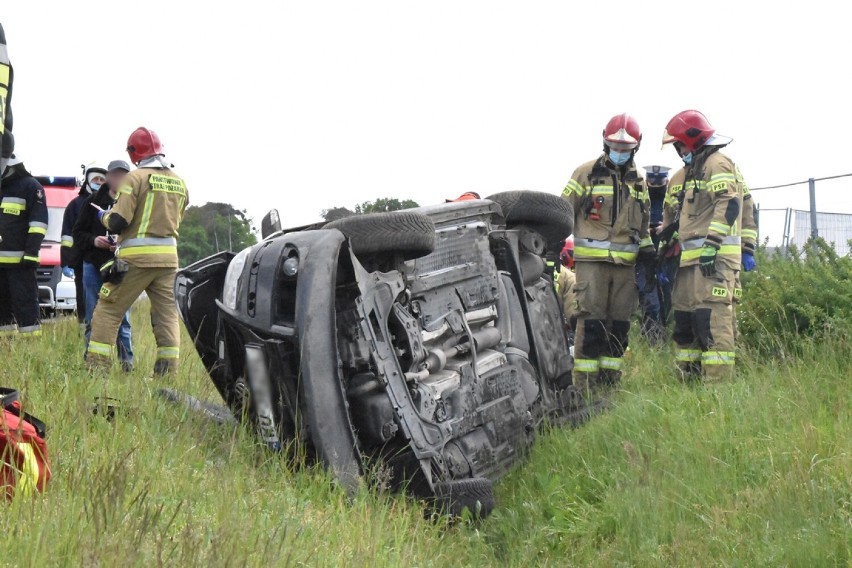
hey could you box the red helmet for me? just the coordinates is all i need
[560,236,574,269]
[662,110,715,152]
[603,113,642,150]
[126,127,164,164]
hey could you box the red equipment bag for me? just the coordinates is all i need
[1,388,50,499]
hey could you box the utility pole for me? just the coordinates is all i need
[808,177,818,239]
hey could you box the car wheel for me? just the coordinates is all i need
[325,211,436,261]
[431,477,496,520]
[486,190,574,245]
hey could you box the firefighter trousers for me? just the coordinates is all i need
[87,265,180,374]
[671,264,737,381]
[0,266,41,336]
[572,261,638,393]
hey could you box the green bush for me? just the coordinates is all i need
[739,238,852,355]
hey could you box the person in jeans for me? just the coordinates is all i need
[73,159,134,370]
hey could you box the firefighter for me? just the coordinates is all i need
[73,159,134,370]
[556,236,576,329]
[662,109,752,381]
[62,163,107,325]
[635,165,671,344]
[0,23,13,180]
[561,114,652,394]
[0,154,48,337]
[87,127,189,375]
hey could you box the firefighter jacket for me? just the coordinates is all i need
[561,154,651,266]
[102,166,188,268]
[668,148,746,271]
[0,171,47,265]
[73,184,117,269]
[740,176,758,254]
[0,23,14,167]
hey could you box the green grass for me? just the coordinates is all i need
[1,306,849,567]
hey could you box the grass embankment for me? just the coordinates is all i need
[1,304,848,567]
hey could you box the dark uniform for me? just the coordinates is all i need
[61,182,94,324]
[635,165,671,343]
[0,162,48,336]
[0,23,14,178]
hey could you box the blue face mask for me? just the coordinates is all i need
[681,152,694,165]
[89,183,102,192]
[608,149,631,166]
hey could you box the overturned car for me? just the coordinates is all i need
[176,191,580,517]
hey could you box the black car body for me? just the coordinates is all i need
[176,191,578,517]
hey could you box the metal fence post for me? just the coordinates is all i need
[809,177,818,239]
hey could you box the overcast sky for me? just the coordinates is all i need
[4,1,851,246]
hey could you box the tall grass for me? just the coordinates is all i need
[0,300,848,567]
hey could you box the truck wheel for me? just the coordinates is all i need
[325,211,436,261]
[431,477,496,520]
[486,190,574,245]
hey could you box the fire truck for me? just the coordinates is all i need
[34,175,79,316]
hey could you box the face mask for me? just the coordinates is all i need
[608,149,631,166]
[89,183,102,192]
[681,152,694,165]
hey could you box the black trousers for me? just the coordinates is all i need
[73,261,86,323]
[0,265,40,332]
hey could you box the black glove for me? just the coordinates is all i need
[699,246,718,277]
[638,245,656,262]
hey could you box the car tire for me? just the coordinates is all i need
[325,211,436,260]
[432,477,496,520]
[486,190,574,245]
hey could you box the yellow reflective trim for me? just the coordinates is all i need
[137,192,155,238]
[22,256,39,263]
[28,226,47,236]
[148,174,188,196]
[599,356,623,370]
[741,229,758,240]
[18,329,42,337]
[1,202,25,212]
[574,247,610,258]
[87,341,113,356]
[562,179,583,197]
[591,186,614,196]
[157,347,180,359]
[675,349,702,362]
[611,251,638,262]
[0,64,9,86]
[0,257,21,264]
[709,221,732,235]
[702,351,736,365]
[681,244,740,262]
[119,245,177,256]
[574,358,600,372]
[639,237,653,248]
[118,184,133,195]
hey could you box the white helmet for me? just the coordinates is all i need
[82,162,108,192]
[7,153,23,167]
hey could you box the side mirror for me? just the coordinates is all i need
[261,209,282,239]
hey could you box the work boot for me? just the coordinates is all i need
[86,353,112,374]
[676,362,701,383]
[120,360,134,373]
[153,358,177,377]
[599,369,622,387]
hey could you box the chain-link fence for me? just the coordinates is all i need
[753,174,852,257]
[760,207,852,256]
